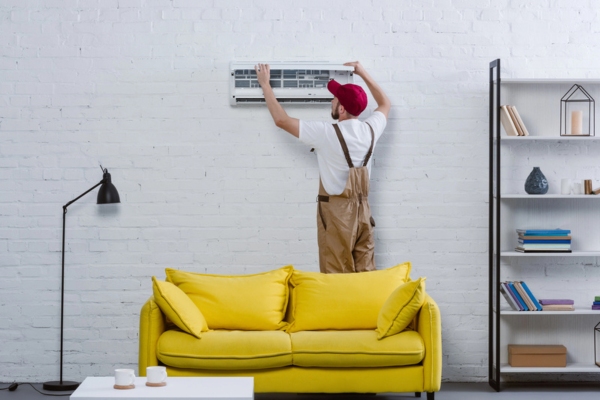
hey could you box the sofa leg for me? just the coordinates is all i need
[426,392,435,400]
[415,392,421,397]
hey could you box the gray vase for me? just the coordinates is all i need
[524,167,548,194]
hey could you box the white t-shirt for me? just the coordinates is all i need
[299,111,387,196]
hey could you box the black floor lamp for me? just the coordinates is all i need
[43,166,120,392]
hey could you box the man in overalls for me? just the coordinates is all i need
[255,61,391,273]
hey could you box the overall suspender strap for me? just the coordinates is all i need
[332,124,354,168]
[362,122,375,166]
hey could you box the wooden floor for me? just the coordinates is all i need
[1,382,599,399]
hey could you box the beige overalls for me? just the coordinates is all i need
[316,123,376,274]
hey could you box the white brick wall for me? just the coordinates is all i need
[1,0,600,384]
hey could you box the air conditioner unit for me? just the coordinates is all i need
[230,61,354,105]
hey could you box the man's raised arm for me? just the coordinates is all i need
[344,61,391,119]
[255,63,300,138]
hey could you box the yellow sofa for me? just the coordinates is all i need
[139,264,442,399]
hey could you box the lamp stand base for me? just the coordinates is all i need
[43,380,80,391]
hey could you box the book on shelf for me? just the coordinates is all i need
[518,235,571,240]
[509,106,529,136]
[519,281,543,311]
[507,106,524,136]
[542,304,575,311]
[516,243,571,248]
[501,281,544,312]
[518,239,571,244]
[592,305,600,310]
[507,281,529,311]
[500,105,530,137]
[514,282,538,311]
[500,283,520,311]
[596,296,600,302]
[515,248,572,253]
[516,229,571,236]
[539,299,574,305]
[500,105,520,136]
[502,282,524,311]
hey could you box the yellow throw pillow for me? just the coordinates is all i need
[165,266,293,331]
[376,277,426,340]
[152,276,208,339]
[287,262,412,332]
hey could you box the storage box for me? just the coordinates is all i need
[508,345,567,367]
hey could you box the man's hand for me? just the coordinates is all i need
[255,63,271,88]
[254,62,299,138]
[344,61,366,78]
[344,60,390,118]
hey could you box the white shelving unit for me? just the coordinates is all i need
[488,60,600,391]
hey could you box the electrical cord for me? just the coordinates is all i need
[0,383,73,396]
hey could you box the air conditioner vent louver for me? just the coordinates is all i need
[230,62,354,105]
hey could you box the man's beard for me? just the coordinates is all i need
[331,108,339,120]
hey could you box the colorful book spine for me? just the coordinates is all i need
[503,282,524,311]
[518,240,571,244]
[507,282,529,311]
[519,281,543,311]
[500,284,520,311]
[539,299,574,305]
[516,229,571,236]
[514,282,537,311]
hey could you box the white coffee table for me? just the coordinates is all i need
[70,377,254,400]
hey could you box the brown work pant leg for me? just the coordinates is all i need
[317,200,376,273]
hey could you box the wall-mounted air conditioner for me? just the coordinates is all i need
[230,61,354,105]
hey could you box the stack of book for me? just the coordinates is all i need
[538,299,575,311]
[592,296,600,310]
[515,229,572,253]
[500,105,530,136]
[500,281,542,311]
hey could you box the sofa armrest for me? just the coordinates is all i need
[139,296,165,376]
[416,294,442,392]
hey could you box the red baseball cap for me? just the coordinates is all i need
[327,80,368,116]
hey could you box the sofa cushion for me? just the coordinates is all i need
[152,277,208,339]
[287,262,412,332]
[290,330,424,367]
[157,330,293,370]
[377,277,426,340]
[165,265,293,331]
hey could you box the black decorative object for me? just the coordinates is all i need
[524,167,548,195]
[560,84,595,136]
[43,166,120,392]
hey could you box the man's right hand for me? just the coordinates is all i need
[255,63,271,88]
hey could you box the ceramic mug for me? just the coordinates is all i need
[146,366,167,385]
[115,369,135,387]
[561,179,572,195]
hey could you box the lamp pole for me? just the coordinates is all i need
[43,167,120,392]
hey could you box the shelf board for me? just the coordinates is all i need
[500,308,600,315]
[499,136,600,141]
[497,79,600,84]
[500,194,599,199]
[500,363,600,373]
[500,251,600,257]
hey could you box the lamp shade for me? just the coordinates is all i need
[97,169,120,204]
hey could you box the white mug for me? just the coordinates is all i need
[115,369,135,386]
[146,366,167,384]
[561,179,572,195]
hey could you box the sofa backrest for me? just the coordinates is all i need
[285,262,412,331]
